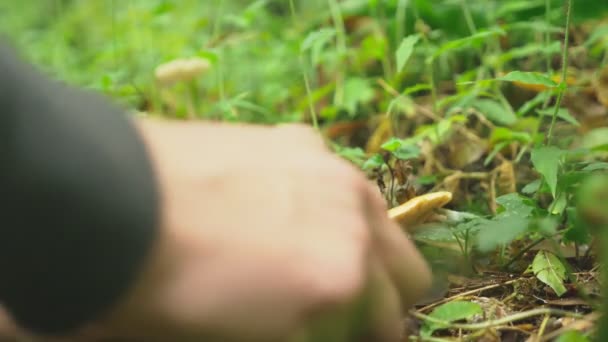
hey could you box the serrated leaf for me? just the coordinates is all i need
[471,98,517,125]
[476,214,529,252]
[421,301,482,337]
[396,35,420,72]
[499,71,558,88]
[532,250,567,296]
[537,108,580,126]
[531,146,564,198]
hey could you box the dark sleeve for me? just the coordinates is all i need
[0,43,160,335]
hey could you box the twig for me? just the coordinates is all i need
[417,278,521,313]
[410,307,583,331]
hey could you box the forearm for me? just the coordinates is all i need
[0,42,160,335]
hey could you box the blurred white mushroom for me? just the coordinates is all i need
[154,57,211,86]
[153,57,212,118]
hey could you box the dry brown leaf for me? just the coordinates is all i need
[365,116,393,153]
[594,64,608,107]
[495,160,517,195]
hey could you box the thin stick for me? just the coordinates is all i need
[416,278,521,313]
[411,307,583,331]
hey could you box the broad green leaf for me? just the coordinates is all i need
[496,193,536,216]
[531,146,564,198]
[490,127,532,144]
[471,98,517,126]
[396,35,420,72]
[421,301,482,337]
[380,137,402,152]
[476,214,529,252]
[342,78,375,115]
[392,144,421,160]
[362,154,384,170]
[563,207,592,245]
[531,217,558,236]
[537,108,580,126]
[532,250,567,296]
[498,71,558,88]
[335,146,367,166]
[555,330,590,342]
[522,179,542,195]
[550,192,568,215]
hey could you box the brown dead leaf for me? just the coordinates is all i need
[495,160,517,195]
[594,64,608,108]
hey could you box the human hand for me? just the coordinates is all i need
[0,119,432,341]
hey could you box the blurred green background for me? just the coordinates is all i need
[1,0,607,123]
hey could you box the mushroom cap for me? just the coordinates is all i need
[155,57,211,85]
[388,191,452,228]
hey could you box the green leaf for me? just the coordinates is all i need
[582,162,608,172]
[550,192,568,215]
[531,146,564,198]
[490,127,532,144]
[380,137,402,152]
[342,77,375,115]
[532,250,568,297]
[563,207,592,245]
[496,193,536,216]
[362,154,384,170]
[421,301,482,337]
[537,108,580,126]
[396,35,420,72]
[476,214,529,252]
[581,128,608,149]
[522,179,542,195]
[555,330,590,342]
[300,28,336,65]
[498,71,558,88]
[517,91,551,116]
[335,146,367,166]
[430,28,506,60]
[393,144,421,160]
[471,98,517,126]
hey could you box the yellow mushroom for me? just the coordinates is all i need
[388,191,452,230]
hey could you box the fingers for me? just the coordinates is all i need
[359,255,403,342]
[363,183,432,310]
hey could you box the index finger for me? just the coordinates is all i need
[363,184,432,309]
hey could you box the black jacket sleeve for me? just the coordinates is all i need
[0,43,160,335]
